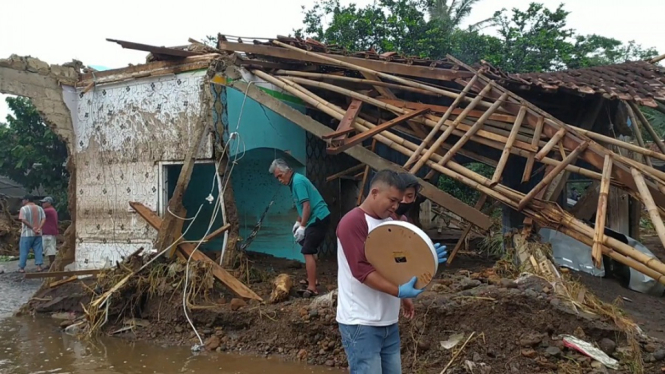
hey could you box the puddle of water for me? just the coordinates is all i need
[0,261,335,374]
[0,317,335,374]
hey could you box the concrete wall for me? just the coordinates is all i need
[74,70,214,269]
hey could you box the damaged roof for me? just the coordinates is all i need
[482,61,665,107]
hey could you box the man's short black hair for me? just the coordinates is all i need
[22,195,33,202]
[369,169,406,191]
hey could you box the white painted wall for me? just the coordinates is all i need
[72,70,213,269]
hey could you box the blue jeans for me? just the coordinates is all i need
[339,323,401,374]
[19,236,43,269]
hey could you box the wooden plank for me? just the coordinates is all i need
[331,99,363,143]
[328,108,429,155]
[326,164,366,182]
[535,128,566,161]
[379,98,516,124]
[218,40,473,81]
[107,38,202,58]
[518,141,589,211]
[129,202,262,301]
[322,128,355,139]
[49,275,78,288]
[78,55,217,84]
[203,223,231,243]
[491,106,526,186]
[25,269,102,279]
[447,194,487,265]
[229,81,492,230]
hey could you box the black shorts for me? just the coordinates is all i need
[299,215,330,255]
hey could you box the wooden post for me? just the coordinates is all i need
[522,116,544,183]
[629,101,665,154]
[157,85,211,257]
[331,99,363,145]
[518,141,589,211]
[592,155,612,268]
[403,75,479,169]
[632,168,665,250]
[491,106,526,186]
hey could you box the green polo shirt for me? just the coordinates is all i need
[290,173,330,227]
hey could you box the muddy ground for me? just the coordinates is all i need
[22,239,665,374]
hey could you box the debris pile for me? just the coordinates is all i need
[23,251,665,373]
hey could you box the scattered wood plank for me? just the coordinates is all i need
[25,269,102,279]
[203,223,232,243]
[129,202,262,301]
[49,275,78,288]
[329,99,363,144]
[631,168,665,251]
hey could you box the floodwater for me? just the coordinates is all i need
[0,261,334,374]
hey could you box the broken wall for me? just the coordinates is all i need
[74,70,214,269]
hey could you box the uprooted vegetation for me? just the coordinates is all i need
[21,244,665,374]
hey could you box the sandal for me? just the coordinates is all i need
[35,266,44,272]
[18,269,25,273]
[299,279,320,286]
[301,289,319,299]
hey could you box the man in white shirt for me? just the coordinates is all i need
[336,170,448,373]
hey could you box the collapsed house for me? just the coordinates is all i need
[1,35,665,301]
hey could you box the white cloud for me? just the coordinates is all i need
[1,0,663,122]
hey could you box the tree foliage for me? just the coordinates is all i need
[0,97,69,215]
[296,0,659,73]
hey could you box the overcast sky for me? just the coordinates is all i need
[1,0,664,122]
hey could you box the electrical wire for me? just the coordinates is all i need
[181,81,251,351]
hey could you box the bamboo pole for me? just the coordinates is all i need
[629,101,665,154]
[253,70,665,277]
[535,127,566,161]
[625,102,653,167]
[274,70,439,97]
[272,40,494,109]
[403,74,479,169]
[632,168,665,249]
[522,117,544,183]
[409,84,493,174]
[592,156,612,268]
[518,141,589,211]
[418,92,509,175]
[492,106,526,186]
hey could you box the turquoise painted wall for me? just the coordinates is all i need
[225,87,307,165]
[223,86,309,261]
[167,163,225,251]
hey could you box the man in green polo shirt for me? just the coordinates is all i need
[269,158,330,298]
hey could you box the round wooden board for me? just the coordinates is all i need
[365,220,437,289]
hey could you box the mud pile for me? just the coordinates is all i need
[26,253,665,374]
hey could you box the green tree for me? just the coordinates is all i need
[0,96,69,215]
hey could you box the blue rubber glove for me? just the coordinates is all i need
[435,243,448,264]
[397,276,424,299]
